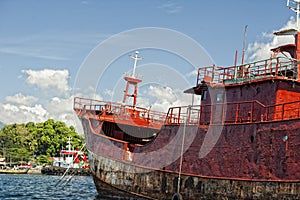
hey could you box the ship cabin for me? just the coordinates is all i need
[166,29,300,126]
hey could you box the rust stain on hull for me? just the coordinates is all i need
[80,116,300,199]
[73,7,300,198]
[90,151,300,200]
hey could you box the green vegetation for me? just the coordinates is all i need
[0,119,85,164]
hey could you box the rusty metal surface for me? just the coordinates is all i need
[74,28,300,199]
[80,115,300,199]
[90,149,300,200]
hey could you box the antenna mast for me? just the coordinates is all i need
[130,51,143,78]
[123,51,143,107]
[241,25,248,65]
[287,0,300,29]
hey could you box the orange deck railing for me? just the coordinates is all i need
[74,97,166,126]
[165,100,300,125]
[197,57,298,85]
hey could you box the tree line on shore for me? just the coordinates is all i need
[0,119,85,164]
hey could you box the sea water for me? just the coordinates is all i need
[0,174,98,200]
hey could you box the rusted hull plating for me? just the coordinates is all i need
[81,116,300,199]
[89,151,300,200]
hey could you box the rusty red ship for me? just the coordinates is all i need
[74,2,300,199]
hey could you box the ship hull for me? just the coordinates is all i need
[89,150,300,200]
[81,115,300,199]
[0,168,29,174]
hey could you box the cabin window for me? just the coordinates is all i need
[202,90,207,100]
[216,93,223,102]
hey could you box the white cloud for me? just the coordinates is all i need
[0,68,83,131]
[45,96,83,133]
[0,67,92,133]
[19,104,48,118]
[5,93,38,106]
[46,97,73,114]
[0,95,83,133]
[159,1,182,14]
[103,89,114,98]
[138,85,200,113]
[246,17,296,62]
[22,69,70,95]
[149,86,177,103]
[0,103,49,125]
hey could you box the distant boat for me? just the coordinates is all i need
[0,157,31,174]
[0,167,30,174]
[41,137,90,176]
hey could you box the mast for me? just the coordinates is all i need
[286,0,300,80]
[130,51,143,78]
[123,51,143,107]
[241,25,248,65]
[287,0,300,29]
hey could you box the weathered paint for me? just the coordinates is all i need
[80,115,300,199]
[73,28,300,199]
[89,149,300,200]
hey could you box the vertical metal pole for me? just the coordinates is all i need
[287,0,300,29]
[241,25,248,65]
[234,50,238,80]
[235,103,240,123]
[297,1,300,29]
[123,82,130,104]
[132,53,138,78]
[133,83,138,107]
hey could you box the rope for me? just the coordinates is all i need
[55,143,86,188]
[177,106,190,194]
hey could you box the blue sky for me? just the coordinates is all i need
[0,0,296,131]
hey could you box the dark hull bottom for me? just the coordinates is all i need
[93,176,148,200]
[90,152,300,200]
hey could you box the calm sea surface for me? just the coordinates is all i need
[0,174,99,200]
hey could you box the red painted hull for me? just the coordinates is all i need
[79,114,300,199]
[74,24,300,199]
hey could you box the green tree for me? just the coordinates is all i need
[0,119,85,164]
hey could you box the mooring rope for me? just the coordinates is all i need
[55,143,86,188]
[177,106,190,194]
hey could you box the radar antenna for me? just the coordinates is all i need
[287,0,300,29]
